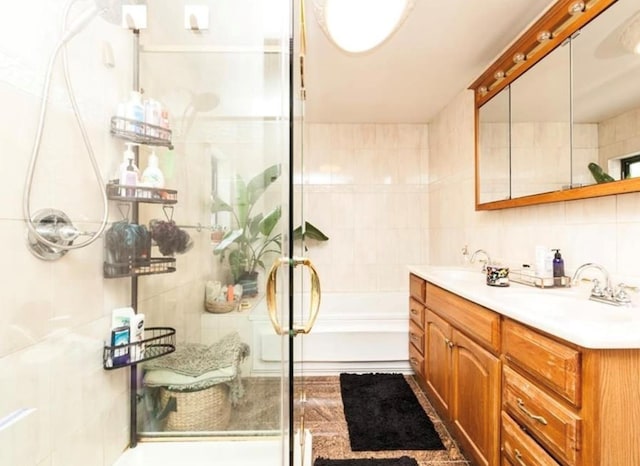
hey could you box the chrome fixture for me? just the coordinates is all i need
[470,249,492,272]
[571,263,634,306]
[22,0,130,260]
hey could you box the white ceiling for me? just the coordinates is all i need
[303,0,555,123]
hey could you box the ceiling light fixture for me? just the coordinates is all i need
[313,0,415,53]
[620,11,640,55]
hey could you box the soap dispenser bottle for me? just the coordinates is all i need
[552,248,565,285]
[141,150,165,188]
[119,143,139,196]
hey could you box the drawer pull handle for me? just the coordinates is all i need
[444,338,454,349]
[517,398,548,425]
[514,448,527,466]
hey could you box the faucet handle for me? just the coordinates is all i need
[589,278,605,297]
[614,283,637,304]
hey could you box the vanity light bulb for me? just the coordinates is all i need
[494,70,505,80]
[568,1,586,15]
[513,52,526,64]
[478,86,488,96]
[537,30,552,43]
[635,42,640,55]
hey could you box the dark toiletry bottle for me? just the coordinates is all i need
[552,249,565,285]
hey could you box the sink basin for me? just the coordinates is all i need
[427,267,484,282]
[502,290,635,322]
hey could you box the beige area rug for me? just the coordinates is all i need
[299,375,471,466]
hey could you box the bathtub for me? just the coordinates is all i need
[248,292,411,375]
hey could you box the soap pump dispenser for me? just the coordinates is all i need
[552,249,565,285]
[119,143,139,196]
[141,150,165,188]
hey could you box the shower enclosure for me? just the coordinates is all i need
[129,0,309,463]
[4,0,314,465]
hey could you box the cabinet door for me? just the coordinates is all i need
[451,329,501,466]
[424,309,452,415]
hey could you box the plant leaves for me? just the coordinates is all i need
[260,206,282,237]
[247,164,281,205]
[213,228,243,254]
[210,195,233,214]
[234,174,250,227]
[293,221,329,241]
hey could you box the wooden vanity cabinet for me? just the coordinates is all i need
[424,283,501,466]
[409,274,640,466]
[503,318,640,466]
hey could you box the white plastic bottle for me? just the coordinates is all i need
[125,90,144,134]
[141,150,165,188]
[129,313,145,361]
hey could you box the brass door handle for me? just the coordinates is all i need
[516,398,548,425]
[266,257,321,336]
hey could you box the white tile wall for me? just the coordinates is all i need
[299,123,430,292]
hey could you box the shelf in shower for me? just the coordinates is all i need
[110,116,173,149]
[106,182,177,204]
[103,326,176,370]
[104,257,177,279]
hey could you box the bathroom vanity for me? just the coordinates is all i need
[408,266,640,466]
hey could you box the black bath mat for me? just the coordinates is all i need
[339,373,445,451]
[314,457,418,466]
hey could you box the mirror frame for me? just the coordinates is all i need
[469,0,635,210]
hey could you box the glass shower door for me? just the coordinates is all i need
[132,1,297,463]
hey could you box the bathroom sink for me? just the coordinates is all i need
[427,267,484,283]
[502,290,635,322]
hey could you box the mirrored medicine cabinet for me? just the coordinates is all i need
[471,0,640,210]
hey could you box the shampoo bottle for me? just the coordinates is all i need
[129,313,145,361]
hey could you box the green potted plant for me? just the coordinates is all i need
[211,164,282,296]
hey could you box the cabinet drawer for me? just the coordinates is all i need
[409,298,425,329]
[503,366,581,465]
[409,320,424,355]
[503,319,581,406]
[502,411,561,466]
[410,274,426,303]
[426,283,501,353]
[409,344,425,381]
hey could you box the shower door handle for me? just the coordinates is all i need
[266,257,321,336]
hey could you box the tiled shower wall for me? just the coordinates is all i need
[428,89,640,283]
[0,2,134,465]
[298,123,430,292]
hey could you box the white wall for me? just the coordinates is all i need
[0,1,135,465]
[428,89,640,286]
[298,123,430,292]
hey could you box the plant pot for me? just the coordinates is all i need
[237,271,259,297]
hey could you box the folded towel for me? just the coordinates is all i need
[144,331,250,377]
[143,332,250,404]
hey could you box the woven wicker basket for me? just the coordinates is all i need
[160,383,231,431]
[205,299,238,313]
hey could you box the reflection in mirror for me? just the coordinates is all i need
[510,42,571,198]
[478,87,510,204]
[572,0,640,186]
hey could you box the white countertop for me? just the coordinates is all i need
[409,265,640,349]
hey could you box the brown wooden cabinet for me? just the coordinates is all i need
[409,273,640,465]
[423,282,501,466]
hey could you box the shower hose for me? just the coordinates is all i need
[22,0,111,253]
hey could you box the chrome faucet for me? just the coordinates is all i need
[571,262,633,306]
[470,249,492,272]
